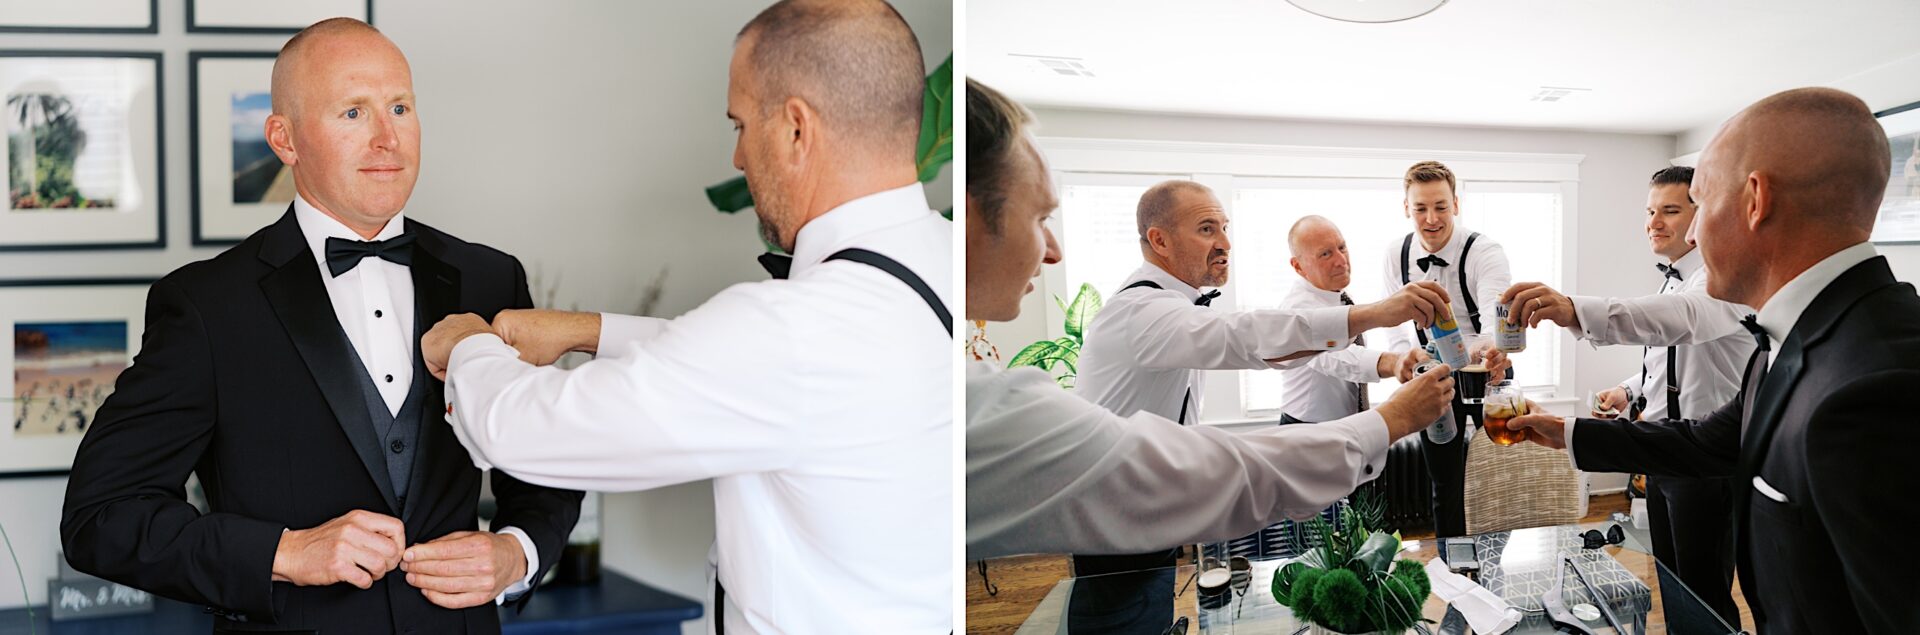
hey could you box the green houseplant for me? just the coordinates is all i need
[1271,491,1433,634]
[1006,283,1101,389]
[704,54,953,241]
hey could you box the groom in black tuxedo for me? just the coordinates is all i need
[1507,87,1920,634]
[60,18,581,634]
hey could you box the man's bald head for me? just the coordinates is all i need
[1136,180,1213,244]
[736,0,924,160]
[1691,87,1891,308]
[1287,215,1339,257]
[1709,87,1891,232]
[271,18,401,117]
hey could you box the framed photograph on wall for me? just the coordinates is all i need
[187,0,371,34]
[0,0,156,34]
[1873,100,1920,245]
[0,51,165,251]
[0,278,151,478]
[190,51,287,245]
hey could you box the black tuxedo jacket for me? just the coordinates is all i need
[61,209,583,634]
[1570,256,1920,633]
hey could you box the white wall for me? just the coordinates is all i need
[985,106,1677,493]
[1673,52,1920,285]
[0,2,952,633]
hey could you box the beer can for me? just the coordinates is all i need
[1495,304,1527,353]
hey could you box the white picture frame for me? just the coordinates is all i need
[1,279,150,477]
[187,0,371,34]
[1,51,165,251]
[1872,101,1920,245]
[190,51,285,245]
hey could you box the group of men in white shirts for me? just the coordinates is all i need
[964,75,1749,628]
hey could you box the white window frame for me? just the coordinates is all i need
[1038,137,1583,425]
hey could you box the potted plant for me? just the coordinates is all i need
[1271,491,1433,634]
[1005,282,1100,388]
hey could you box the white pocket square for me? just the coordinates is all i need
[1752,476,1789,503]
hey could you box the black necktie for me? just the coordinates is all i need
[324,233,415,278]
[1341,292,1369,412]
[1739,314,1771,424]
[1656,263,1683,281]
[1740,314,1770,352]
[1416,254,1449,273]
[758,252,793,280]
[1194,289,1221,307]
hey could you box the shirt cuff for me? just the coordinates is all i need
[1569,296,1610,343]
[595,313,671,359]
[450,332,513,371]
[1310,306,1352,351]
[1332,409,1391,483]
[493,526,540,605]
[1563,416,1580,470]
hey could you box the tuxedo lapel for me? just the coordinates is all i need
[256,207,402,513]
[401,221,461,522]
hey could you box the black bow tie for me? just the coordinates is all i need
[1740,314,1770,351]
[324,233,415,278]
[758,252,793,280]
[1195,289,1221,307]
[1656,263,1684,281]
[1416,255,1449,273]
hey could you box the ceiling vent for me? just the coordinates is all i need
[1530,86,1592,103]
[1011,54,1095,78]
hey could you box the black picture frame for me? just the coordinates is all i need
[188,50,280,246]
[0,277,155,479]
[0,50,167,252]
[186,0,373,35]
[0,0,158,35]
[1871,99,1920,246]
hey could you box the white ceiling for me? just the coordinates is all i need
[967,0,1920,135]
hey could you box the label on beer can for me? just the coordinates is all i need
[1414,359,1458,444]
[1428,323,1470,368]
[1494,304,1527,353]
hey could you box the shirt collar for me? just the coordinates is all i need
[1128,261,1204,302]
[1669,247,1706,280]
[787,183,933,276]
[293,194,407,272]
[1291,277,1344,304]
[1754,241,1877,349]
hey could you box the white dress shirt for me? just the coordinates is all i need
[1568,248,1755,421]
[1378,226,1512,355]
[1075,262,1351,424]
[1278,279,1387,422]
[1566,242,1880,451]
[442,183,952,634]
[965,361,1388,559]
[291,196,536,603]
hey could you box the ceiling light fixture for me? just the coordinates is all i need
[1285,0,1449,24]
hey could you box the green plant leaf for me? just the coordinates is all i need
[915,56,953,183]
[1350,531,1400,575]
[940,206,952,221]
[705,176,754,213]
[1006,340,1059,369]
[1063,283,1103,339]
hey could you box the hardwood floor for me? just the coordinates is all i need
[964,493,1750,634]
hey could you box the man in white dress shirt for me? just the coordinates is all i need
[962,78,1454,560]
[1379,160,1514,538]
[419,2,951,633]
[1501,167,1753,627]
[1277,215,1430,425]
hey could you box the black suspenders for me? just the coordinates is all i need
[1119,280,1203,425]
[1400,231,1483,345]
[826,248,952,336]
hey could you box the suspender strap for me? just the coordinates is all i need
[825,248,951,336]
[714,577,727,635]
[1121,279,1197,425]
[1665,345,1681,418]
[1458,232,1482,334]
[1399,234,1428,348]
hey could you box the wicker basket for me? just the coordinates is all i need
[1462,430,1583,534]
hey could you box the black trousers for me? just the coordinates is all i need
[1067,551,1180,635]
[1420,400,1475,538]
[1648,474,1742,629]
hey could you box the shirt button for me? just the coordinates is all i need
[375,310,384,318]
[1364,464,1374,475]
[390,439,406,453]
[385,374,394,383]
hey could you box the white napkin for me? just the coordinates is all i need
[1424,558,1523,635]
